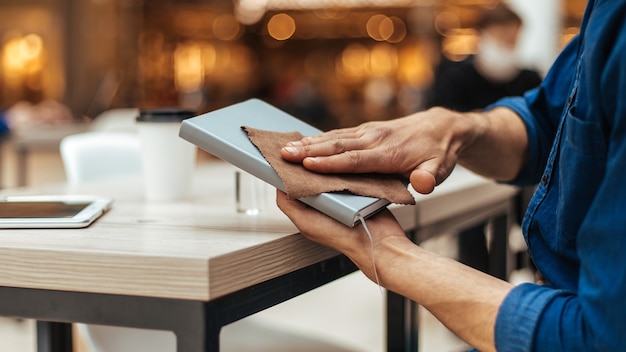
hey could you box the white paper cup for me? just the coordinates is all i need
[136,108,197,201]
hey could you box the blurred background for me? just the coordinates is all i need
[0,0,586,131]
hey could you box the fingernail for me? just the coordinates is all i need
[287,141,303,147]
[305,157,319,163]
[283,146,299,154]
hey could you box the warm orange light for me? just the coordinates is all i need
[2,33,45,90]
[387,17,407,43]
[560,27,580,49]
[202,44,217,73]
[397,43,434,88]
[174,42,204,92]
[19,34,43,61]
[434,11,461,36]
[237,0,420,24]
[370,43,397,76]
[3,39,25,74]
[213,14,241,41]
[267,13,296,41]
[442,30,478,62]
[366,14,406,43]
[366,14,392,41]
[338,43,370,80]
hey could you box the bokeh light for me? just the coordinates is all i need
[213,14,242,41]
[174,42,204,92]
[267,13,296,40]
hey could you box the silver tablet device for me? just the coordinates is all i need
[0,195,113,229]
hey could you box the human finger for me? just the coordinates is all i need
[277,189,404,256]
[281,136,366,163]
[300,149,389,174]
[298,128,361,145]
[409,157,456,194]
[410,169,436,194]
[276,190,353,248]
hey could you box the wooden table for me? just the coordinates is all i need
[0,161,519,351]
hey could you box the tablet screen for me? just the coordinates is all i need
[0,201,91,218]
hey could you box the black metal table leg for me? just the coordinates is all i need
[36,321,73,352]
[386,291,418,352]
[387,229,419,352]
[489,214,510,280]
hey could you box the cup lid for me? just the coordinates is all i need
[136,108,196,122]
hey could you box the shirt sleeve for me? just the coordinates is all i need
[485,37,580,186]
[494,283,566,351]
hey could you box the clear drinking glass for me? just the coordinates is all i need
[235,170,269,215]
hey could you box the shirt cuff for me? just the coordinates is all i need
[495,283,561,352]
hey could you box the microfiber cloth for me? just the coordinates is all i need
[243,126,415,205]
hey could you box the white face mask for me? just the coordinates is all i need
[474,37,520,82]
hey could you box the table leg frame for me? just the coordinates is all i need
[0,254,357,352]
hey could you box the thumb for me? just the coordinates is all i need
[409,161,439,194]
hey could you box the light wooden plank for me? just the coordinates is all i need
[0,161,517,301]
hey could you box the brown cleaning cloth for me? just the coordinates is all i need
[243,126,415,205]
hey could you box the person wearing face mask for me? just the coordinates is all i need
[427,4,542,112]
[426,4,542,277]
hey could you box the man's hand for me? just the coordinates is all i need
[275,189,407,282]
[280,107,477,194]
[281,106,527,188]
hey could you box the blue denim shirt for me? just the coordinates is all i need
[489,1,626,350]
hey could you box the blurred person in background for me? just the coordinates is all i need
[426,4,542,275]
[427,4,542,111]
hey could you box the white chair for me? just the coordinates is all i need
[89,108,139,133]
[77,325,176,352]
[60,129,178,352]
[60,131,142,185]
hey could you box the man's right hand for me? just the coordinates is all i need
[280,107,478,194]
[281,106,527,191]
